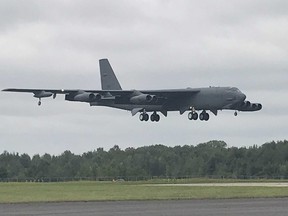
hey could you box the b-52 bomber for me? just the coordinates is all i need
[3,59,262,122]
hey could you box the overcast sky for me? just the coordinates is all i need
[0,0,287,156]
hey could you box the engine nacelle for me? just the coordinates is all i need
[94,93,102,101]
[239,101,262,111]
[130,94,156,104]
[33,91,53,98]
[241,101,251,107]
[74,92,102,102]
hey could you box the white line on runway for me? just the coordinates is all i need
[147,182,288,187]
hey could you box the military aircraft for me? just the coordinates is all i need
[2,59,262,122]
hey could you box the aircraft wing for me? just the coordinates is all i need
[2,88,200,97]
[2,88,133,96]
[3,88,70,94]
[2,88,200,109]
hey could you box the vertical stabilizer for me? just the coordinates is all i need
[99,59,122,90]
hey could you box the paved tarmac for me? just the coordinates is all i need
[151,182,288,187]
[0,198,287,216]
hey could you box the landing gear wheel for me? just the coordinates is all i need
[188,112,193,120]
[204,113,209,121]
[151,112,160,122]
[139,113,144,121]
[188,112,198,120]
[200,111,209,121]
[199,113,205,121]
[144,113,149,121]
[234,111,238,116]
[38,99,41,106]
[192,112,198,120]
[140,113,149,121]
[155,114,160,122]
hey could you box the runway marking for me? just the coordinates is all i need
[147,182,288,187]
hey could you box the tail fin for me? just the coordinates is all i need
[99,59,122,90]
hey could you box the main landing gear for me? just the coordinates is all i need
[150,112,160,122]
[199,111,209,121]
[139,111,160,122]
[139,112,149,121]
[188,111,198,120]
[188,110,209,121]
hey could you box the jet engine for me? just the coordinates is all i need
[73,92,102,102]
[33,91,53,98]
[130,94,156,104]
[239,101,262,111]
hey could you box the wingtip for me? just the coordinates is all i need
[2,88,19,92]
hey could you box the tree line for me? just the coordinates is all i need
[1,140,288,181]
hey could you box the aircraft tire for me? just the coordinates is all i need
[144,113,149,121]
[200,111,209,121]
[151,114,155,122]
[150,113,160,122]
[188,112,198,120]
[192,112,198,120]
[155,114,160,122]
[139,113,144,121]
[204,113,209,121]
[140,113,149,121]
[188,112,193,120]
[199,113,205,121]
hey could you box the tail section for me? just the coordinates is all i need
[99,59,122,90]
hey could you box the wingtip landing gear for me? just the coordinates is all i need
[234,111,238,116]
[38,98,42,106]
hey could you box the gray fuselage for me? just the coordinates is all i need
[91,87,246,114]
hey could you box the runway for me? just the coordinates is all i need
[150,182,288,187]
[0,198,287,216]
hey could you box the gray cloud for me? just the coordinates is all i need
[0,0,287,155]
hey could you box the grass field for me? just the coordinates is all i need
[1,180,288,203]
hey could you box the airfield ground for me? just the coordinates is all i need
[1,198,288,216]
[0,179,288,203]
